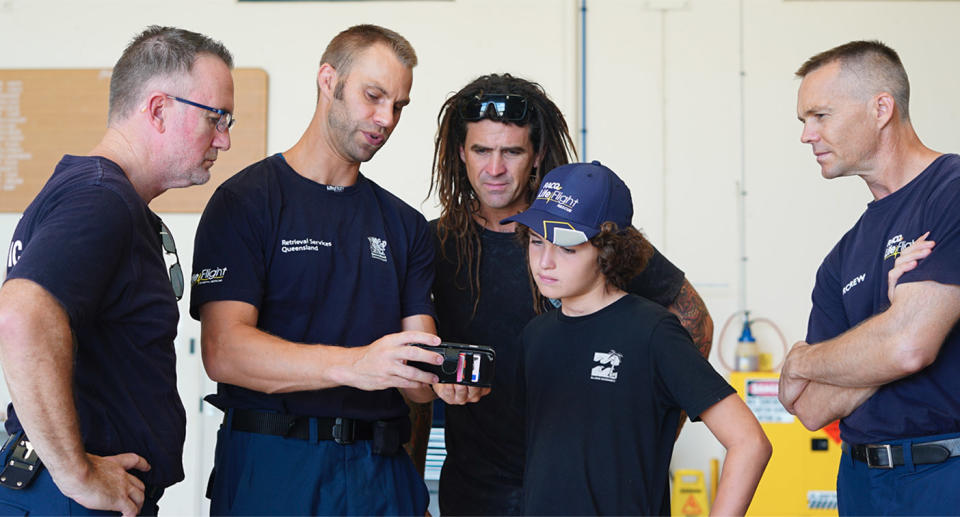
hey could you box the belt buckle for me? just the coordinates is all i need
[866,444,894,469]
[333,417,356,445]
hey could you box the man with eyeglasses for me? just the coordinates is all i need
[0,26,233,516]
[425,73,714,515]
[190,25,479,516]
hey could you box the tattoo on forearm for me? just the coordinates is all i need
[668,282,714,440]
[669,282,714,359]
[404,400,433,476]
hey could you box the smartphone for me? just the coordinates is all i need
[410,342,495,388]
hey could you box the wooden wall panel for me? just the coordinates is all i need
[0,68,267,212]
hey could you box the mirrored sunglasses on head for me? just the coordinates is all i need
[459,94,528,122]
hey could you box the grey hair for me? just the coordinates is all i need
[108,25,233,123]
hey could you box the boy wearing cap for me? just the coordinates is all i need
[504,161,770,516]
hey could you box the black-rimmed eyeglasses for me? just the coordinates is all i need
[458,94,528,122]
[159,221,184,301]
[167,95,235,132]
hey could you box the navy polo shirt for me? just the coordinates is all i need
[190,154,435,421]
[807,153,960,444]
[4,155,185,488]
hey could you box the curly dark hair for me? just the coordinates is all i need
[429,74,577,311]
[592,222,654,291]
[518,222,653,312]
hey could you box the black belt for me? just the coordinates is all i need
[229,408,376,445]
[844,437,960,468]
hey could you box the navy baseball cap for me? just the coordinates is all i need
[501,160,633,246]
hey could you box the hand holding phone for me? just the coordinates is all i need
[409,342,495,388]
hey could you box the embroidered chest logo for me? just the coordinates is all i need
[368,237,388,262]
[280,237,333,254]
[883,233,918,261]
[591,350,622,383]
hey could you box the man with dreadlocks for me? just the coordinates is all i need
[424,73,715,515]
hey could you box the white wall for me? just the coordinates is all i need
[3,0,960,512]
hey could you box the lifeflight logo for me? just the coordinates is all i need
[536,182,580,213]
[883,233,916,261]
[192,267,227,286]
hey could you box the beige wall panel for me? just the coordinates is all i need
[0,68,267,212]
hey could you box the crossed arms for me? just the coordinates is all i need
[779,236,960,430]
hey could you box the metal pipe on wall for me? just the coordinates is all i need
[579,0,587,161]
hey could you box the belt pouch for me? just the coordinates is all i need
[372,420,401,456]
[372,417,413,456]
[0,434,43,490]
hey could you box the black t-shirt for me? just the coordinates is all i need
[4,155,185,487]
[519,295,733,516]
[191,154,435,420]
[432,221,686,516]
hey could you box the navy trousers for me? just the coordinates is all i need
[838,431,960,516]
[208,412,428,516]
[0,435,162,516]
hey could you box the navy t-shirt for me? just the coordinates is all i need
[807,153,960,444]
[4,155,185,487]
[432,221,687,516]
[190,154,436,420]
[519,295,733,516]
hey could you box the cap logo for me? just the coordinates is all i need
[543,221,588,247]
[536,182,579,213]
[543,220,575,236]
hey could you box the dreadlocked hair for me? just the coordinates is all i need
[428,73,577,314]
